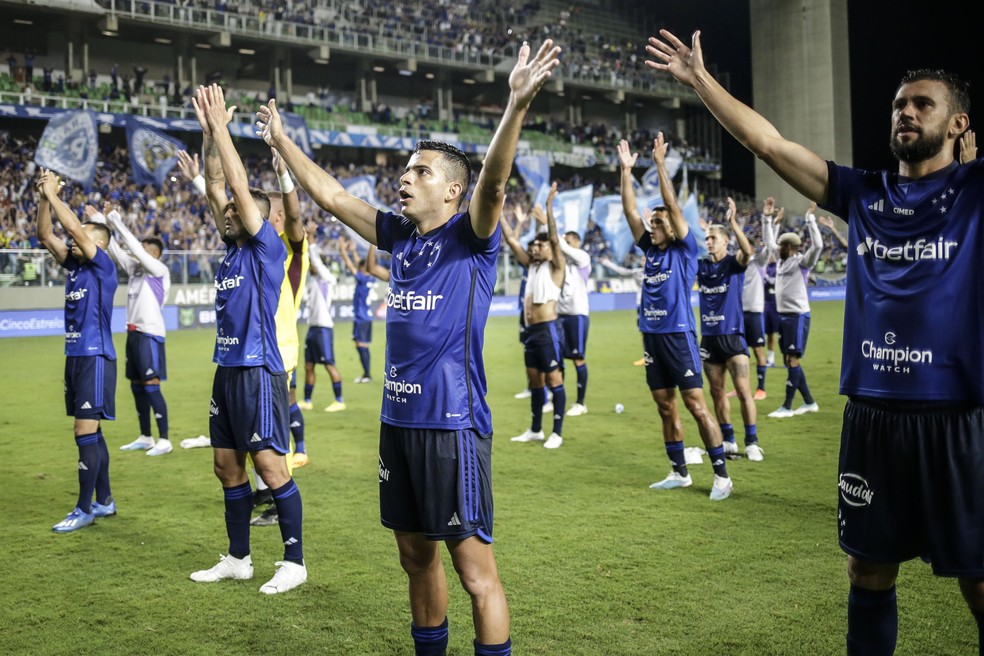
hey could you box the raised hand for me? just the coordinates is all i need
[508,40,562,109]
[762,196,776,217]
[617,139,638,169]
[38,168,62,200]
[176,150,200,181]
[530,204,547,225]
[645,29,706,89]
[817,215,834,229]
[726,197,738,225]
[272,147,286,175]
[774,206,785,226]
[960,129,977,165]
[193,84,236,132]
[652,132,669,166]
[255,98,284,146]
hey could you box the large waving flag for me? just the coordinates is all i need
[34,110,99,190]
[592,195,635,264]
[522,184,594,243]
[514,154,550,196]
[126,119,187,188]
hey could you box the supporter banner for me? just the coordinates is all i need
[0,307,177,337]
[591,195,635,265]
[34,110,99,189]
[520,184,593,243]
[514,154,550,196]
[126,119,187,188]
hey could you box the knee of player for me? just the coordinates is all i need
[452,561,502,600]
[958,579,984,611]
[847,556,898,590]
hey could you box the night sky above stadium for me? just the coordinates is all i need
[633,0,983,196]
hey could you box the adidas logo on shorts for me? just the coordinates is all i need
[81,401,92,410]
[250,433,262,443]
[447,512,461,527]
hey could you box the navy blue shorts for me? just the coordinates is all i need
[523,320,564,373]
[839,397,984,577]
[699,334,748,365]
[124,331,167,382]
[305,326,336,365]
[778,312,810,357]
[642,332,703,391]
[378,423,494,543]
[559,314,589,359]
[764,304,780,334]
[353,319,372,344]
[65,355,117,420]
[743,311,765,348]
[209,366,290,454]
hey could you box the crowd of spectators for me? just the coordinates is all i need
[0,132,847,288]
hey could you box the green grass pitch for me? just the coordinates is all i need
[0,302,975,655]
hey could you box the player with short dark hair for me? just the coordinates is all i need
[36,169,119,532]
[187,84,306,595]
[102,204,173,457]
[258,39,561,656]
[649,31,984,651]
[617,134,733,501]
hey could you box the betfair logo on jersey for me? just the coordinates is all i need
[214,274,245,291]
[698,283,728,294]
[384,366,422,403]
[645,271,672,285]
[386,288,444,311]
[839,473,874,507]
[860,331,933,375]
[855,236,957,261]
[65,288,88,301]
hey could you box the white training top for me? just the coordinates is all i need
[306,244,336,329]
[525,260,562,305]
[763,213,822,314]
[104,210,170,338]
[557,240,591,316]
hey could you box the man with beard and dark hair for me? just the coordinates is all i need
[649,30,982,655]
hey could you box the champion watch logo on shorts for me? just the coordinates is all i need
[839,472,875,507]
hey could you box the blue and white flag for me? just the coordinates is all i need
[681,191,707,256]
[282,112,313,158]
[522,184,594,243]
[339,175,384,254]
[641,165,660,195]
[591,195,636,264]
[640,149,683,194]
[514,154,550,196]
[126,119,187,189]
[34,110,99,190]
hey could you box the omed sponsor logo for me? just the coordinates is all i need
[839,473,874,507]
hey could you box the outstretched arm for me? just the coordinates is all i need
[817,214,848,248]
[802,202,823,268]
[500,209,531,267]
[761,198,780,261]
[176,150,206,196]
[616,139,646,242]
[469,40,561,238]
[190,91,229,236]
[106,207,168,277]
[257,99,379,243]
[194,84,263,236]
[646,29,829,204]
[35,170,68,264]
[39,170,99,261]
[366,245,390,281]
[652,131,687,240]
[338,240,358,275]
[726,197,753,266]
[545,183,566,277]
[272,147,304,242]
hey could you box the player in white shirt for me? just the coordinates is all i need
[101,206,173,456]
[557,231,592,416]
[298,237,346,413]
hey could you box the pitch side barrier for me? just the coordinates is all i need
[0,285,846,339]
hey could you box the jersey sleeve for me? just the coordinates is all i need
[90,248,117,277]
[251,221,288,265]
[679,230,699,256]
[820,161,861,224]
[637,232,654,251]
[376,210,414,253]
[457,212,501,255]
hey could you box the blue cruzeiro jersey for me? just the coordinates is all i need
[212,221,287,372]
[353,271,374,321]
[63,248,118,359]
[697,254,746,336]
[638,230,699,334]
[823,158,984,403]
[375,210,500,435]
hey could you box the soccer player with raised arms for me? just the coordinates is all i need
[36,168,119,532]
[618,134,733,501]
[698,197,762,461]
[188,84,306,595]
[649,28,984,652]
[101,204,172,457]
[258,39,561,656]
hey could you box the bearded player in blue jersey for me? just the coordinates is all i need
[650,29,984,655]
[36,169,118,533]
[187,84,306,595]
[258,40,560,656]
